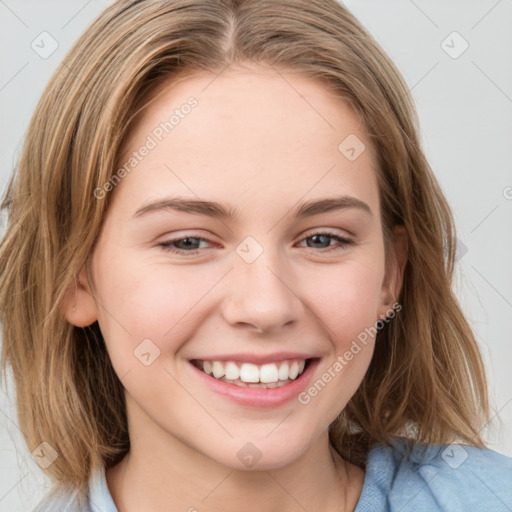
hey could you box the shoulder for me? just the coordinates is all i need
[32,485,89,512]
[355,437,512,512]
[32,465,115,512]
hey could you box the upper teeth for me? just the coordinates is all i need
[199,359,306,383]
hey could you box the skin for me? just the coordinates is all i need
[64,63,407,512]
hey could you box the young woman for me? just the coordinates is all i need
[1,1,511,511]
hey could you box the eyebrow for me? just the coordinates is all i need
[132,195,373,220]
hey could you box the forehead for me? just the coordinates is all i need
[110,67,380,218]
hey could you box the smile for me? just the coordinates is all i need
[191,359,309,388]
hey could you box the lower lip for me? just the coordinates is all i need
[189,359,320,408]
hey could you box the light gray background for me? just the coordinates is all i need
[1,1,511,510]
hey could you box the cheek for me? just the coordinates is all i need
[303,263,383,418]
[309,256,385,344]
[298,276,382,432]
[92,247,219,363]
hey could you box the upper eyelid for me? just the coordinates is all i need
[160,229,354,247]
[161,228,352,240]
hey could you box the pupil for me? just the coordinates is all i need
[310,234,329,248]
[178,237,197,249]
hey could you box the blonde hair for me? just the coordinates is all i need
[0,0,490,496]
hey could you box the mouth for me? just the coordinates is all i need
[190,358,312,389]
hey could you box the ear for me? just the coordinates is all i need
[378,225,407,320]
[61,264,99,327]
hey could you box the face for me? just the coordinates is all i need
[68,65,403,470]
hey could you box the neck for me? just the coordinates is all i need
[106,401,365,512]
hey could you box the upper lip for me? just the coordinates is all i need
[189,352,318,365]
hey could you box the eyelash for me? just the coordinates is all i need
[157,231,354,256]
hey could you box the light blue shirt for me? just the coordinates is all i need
[33,438,512,511]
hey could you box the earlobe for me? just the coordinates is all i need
[61,264,98,327]
[379,225,408,318]
[391,224,408,299]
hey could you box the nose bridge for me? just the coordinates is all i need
[222,235,302,332]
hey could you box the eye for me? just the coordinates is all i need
[158,236,211,256]
[297,231,354,252]
[157,231,354,257]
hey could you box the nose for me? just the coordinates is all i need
[221,246,304,334]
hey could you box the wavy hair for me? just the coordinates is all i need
[0,0,490,496]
